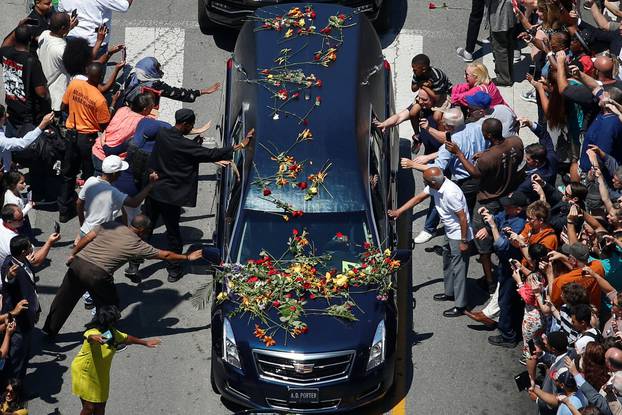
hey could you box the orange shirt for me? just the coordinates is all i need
[520,223,558,250]
[62,79,110,134]
[550,260,605,310]
[519,223,558,267]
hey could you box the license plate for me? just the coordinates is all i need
[288,388,319,403]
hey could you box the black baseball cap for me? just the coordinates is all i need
[500,192,529,207]
[175,108,196,124]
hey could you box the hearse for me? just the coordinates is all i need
[208,4,412,412]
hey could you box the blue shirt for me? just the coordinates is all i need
[433,122,488,181]
[516,123,559,199]
[580,113,622,171]
[492,211,526,259]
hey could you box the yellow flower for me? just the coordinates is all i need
[282,215,290,222]
[334,274,348,287]
[285,28,294,38]
[347,270,355,277]
[325,272,332,282]
[309,187,318,195]
[216,292,228,302]
[384,249,392,257]
[298,18,306,27]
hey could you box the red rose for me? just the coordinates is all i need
[303,119,309,125]
[247,276,259,283]
[297,181,308,190]
[338,13,346,20]
[363,242,371,249]
[428,2,437,9]
[263,188,271,196]
[292,210,304,217]
[309,293,316,299]
[285,293,292,298]
[292,228,299,235]
[290,305,297,311]
[320,27,331,34]
[301,325,309,333]
[273,300,281,308]
[310,11,316,18]
[336,232,344,238]
[315,79,323,87]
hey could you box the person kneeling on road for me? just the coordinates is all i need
[42,214,203,338]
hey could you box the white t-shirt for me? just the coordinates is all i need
[37,30,69,111]
[424,179,474,241]
[58,0,130,46]
[78,176,127,234]
[0,222,18,269]
[3,190,32,217]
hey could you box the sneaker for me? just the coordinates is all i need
[456,47,473,63]
[125,262,142,284]
[167,271,185,283]
[513,50,522,64]
[520,88,537,104]
[479,37,491,44]
[488,335,518,348]
[414,230,434,244]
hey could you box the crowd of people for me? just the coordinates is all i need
[383,0,622,413]
[0,0,239,413]
[12,0,622,413]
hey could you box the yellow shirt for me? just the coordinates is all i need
[71,327,127,403]
[0,401,28,414]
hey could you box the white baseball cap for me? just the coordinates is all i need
[102,155,129,174]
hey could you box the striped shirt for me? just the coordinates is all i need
[412,67,452,95]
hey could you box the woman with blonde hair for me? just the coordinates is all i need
[450,62,507,108]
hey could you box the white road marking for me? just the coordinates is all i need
[124,27,186,124]
[383,30,423,140]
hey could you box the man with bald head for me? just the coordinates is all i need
[389,167,473,317]
[59,60,111,222]
[446,118,524,296]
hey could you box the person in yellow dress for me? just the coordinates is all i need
[0,378,28,415]
[71,305,160,415]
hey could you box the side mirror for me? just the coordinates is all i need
[202,246,222,265]
[392,249,412,264]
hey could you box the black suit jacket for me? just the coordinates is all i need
[1,256,39,331]
[149,126,234,207]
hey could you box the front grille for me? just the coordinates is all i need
[266,397,341,411]
[253,349,355,386]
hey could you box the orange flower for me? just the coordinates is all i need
[263,336,276,347]
[254,324,266,339]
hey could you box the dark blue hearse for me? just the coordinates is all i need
[208,4,411,412]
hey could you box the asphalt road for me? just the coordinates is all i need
[1,1,535,414]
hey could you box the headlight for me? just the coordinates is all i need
[366,320,385,371]
[223,318,242,369]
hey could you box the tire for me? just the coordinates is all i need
[198,0,219,34]
[210,359,220,394]
[373,0,392,33]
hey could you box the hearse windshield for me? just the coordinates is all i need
[234,210,372,268]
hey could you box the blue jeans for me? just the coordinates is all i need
[424,198,440,234]
[497,263,524,342]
